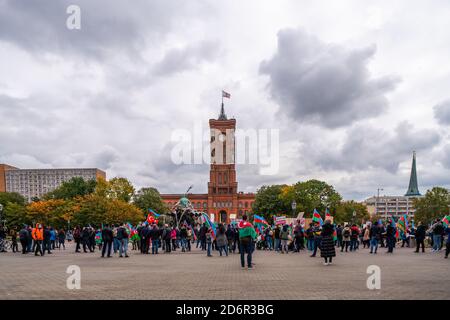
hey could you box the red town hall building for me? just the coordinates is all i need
[160,103,255,224]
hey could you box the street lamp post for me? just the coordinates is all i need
[352,210,356,225]
[291,200,297,218]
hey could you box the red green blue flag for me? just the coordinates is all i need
[254,214,269,226]
[312,209,323,226]
[442,215,450,228]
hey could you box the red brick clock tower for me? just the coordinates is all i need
[207,103,238,223]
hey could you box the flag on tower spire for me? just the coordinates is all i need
[218,90,230,120]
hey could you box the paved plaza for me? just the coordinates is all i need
[0,243,449,300]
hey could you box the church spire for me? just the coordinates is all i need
[405,151,421,196]
[218,102,227,120]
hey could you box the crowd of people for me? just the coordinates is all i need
[1,216,449,268]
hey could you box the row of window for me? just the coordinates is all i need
[165,201,254,209]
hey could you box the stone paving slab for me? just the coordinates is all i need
[0,243,448,300]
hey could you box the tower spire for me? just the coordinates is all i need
[405,151,421,196]
[218,102,227,120]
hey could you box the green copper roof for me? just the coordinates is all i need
[405,151,421,196]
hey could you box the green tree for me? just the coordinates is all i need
[252,185,290,222]
[279,179,342,217]
[94,177,135,203]
[44,177,96,200]
[3,202,29,228]
[0,192,26,207]
[0,192,27,228]
[109,177,135,203]
[413,187,450,224]
[334,201,370,225]
[71,194,142,226]
[133,187,167,217]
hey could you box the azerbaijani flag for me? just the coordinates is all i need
[148,209,161,218]
[325,208,331,220]
[312,209,323,226]
[189,225,197,241]
[442,215,450,228]
[202,213,217,239]
[397,215,407,234]
[254,214,269,226]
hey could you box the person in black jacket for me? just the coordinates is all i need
[199,224,208,251]
[385,222,396,253]
[320,220,336,265]
[81,226,91,253]
[180,225,188,252]
[19,226,30,254]
[150,224,161,254]
[101,225,113,258]
[143,225,152,254]
[414,222,426,253]
[43,226,52,255]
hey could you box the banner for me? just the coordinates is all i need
[275,215,287,225]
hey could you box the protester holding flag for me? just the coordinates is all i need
[238,215,257,269]
[310,221,322,258]
[320,219,336,265]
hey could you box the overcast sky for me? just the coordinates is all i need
[1,0,450,200]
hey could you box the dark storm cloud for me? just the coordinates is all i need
[433,100,450,125]
[260,28,399,128]
[315,121,441,173]
[0,0,210,60]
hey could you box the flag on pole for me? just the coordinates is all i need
[146,214,155,224]
[442,215,450,228]
[148,209,161,218]
[222,90,231,98]
[202,213,217,239]
[312,209,323,226]
[325,208,331,220]
[254,214,269,226]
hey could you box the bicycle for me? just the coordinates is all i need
[0,238,12,252]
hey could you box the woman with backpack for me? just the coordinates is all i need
[341,224,351,252]
[280,224,290,254]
